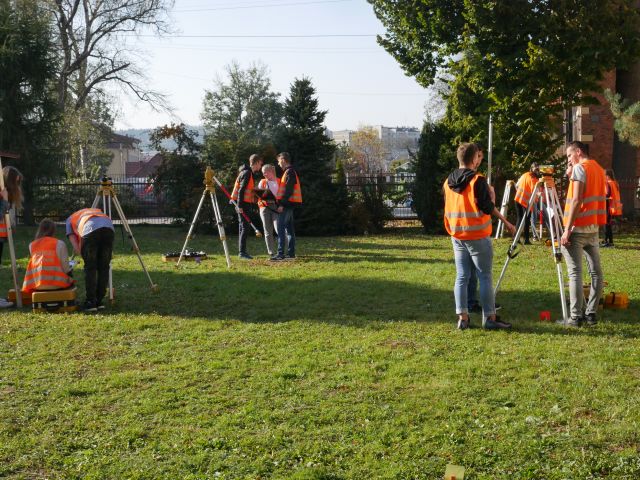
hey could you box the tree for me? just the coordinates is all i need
[368,1,640,171]
[411,122,452,232]
[275,77,344,235]
[606,89,640,147]
[0,0,63,224]
[350,126,387,173]
[201,62,282,185]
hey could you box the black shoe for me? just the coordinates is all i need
[269,255,285,262]
[82,301,98,313]
[483,315,511,329]
[457,316,470,330]
[283,255,296,261]
[564,317,582,328]
[96,301,106,311]
[584,313,597,326]
[523,239,531,245]
[238,252,253,260]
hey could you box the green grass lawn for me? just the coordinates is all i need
[1,225,639,479]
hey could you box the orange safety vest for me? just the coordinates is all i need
[257,178,280,209]
[514,172,539,208]
[276,168,303,203]
[231,170,256,203]
[443,174,492,240]
[563,159,607,228]
[69,208,110,241]
[607,179,623,216]
[21,237,74,293]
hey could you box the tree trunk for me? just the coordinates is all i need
[613,62,640,218]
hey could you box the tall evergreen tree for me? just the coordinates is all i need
[412,122,452,233]
[0,0,63,224]
[276,77,343,235]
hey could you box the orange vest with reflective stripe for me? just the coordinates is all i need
[276,169,302,203]
[514,172,539,207]
[231,171,256,203]
[69,208,109,241]
[21,237,74,293]
[563,159,607,228]
[607,179,623,216]
[443,174,493,240]
[257,178,280,209]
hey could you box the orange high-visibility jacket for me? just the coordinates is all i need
[514,171,539,208]
[69,208,109,241]
[231,171,256,203]
[607,179,623,216]
[443,174,492,240]
[563,159,607,228]
[257,178,280,209]
[276,169,303,203]
[22,237,74,293]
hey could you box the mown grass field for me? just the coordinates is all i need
[1,225,639,479]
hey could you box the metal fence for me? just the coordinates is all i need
[345,172,417,219]
[25,176,176,225]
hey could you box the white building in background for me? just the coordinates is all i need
[105,133,142,177]
[328,125,420,169]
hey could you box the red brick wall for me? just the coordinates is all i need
[579,70,616,169]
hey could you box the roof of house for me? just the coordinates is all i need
[107,133,141,149]
[126,153,163,177]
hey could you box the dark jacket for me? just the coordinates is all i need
[236,165,253,209]
[447,168,494,215]
[278,166,299,208]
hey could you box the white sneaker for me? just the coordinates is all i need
[0,298,14,308]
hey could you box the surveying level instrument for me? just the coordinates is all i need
[494,166,569,323]
[177,167,232,268]
[92,176,158,302]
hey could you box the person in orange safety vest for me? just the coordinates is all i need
[513,163,542,245]
[561,141,607,327]
[270,152,302,261]
[443,142,515,330]
[22,219,74,294]
[602,168,622,247]
[231,154,263,260]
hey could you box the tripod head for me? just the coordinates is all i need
[101,176,113,187]
[539,165,555,176]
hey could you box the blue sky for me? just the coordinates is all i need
[114,0,432,131]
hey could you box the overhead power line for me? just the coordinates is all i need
[174,0,352,13]
[134,34,380,38]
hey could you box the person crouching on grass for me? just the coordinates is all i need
[443,142,515,330]
[22,219,74,294]
[66,208,114,312]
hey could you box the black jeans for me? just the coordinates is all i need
[81,227,114,305]
[238,210,250,255]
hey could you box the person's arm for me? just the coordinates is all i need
[67,234,80,256]
[560,179,584,245]
[57,240,71,273]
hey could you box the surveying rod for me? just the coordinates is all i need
[0,153,22,307]
[210,176,263,237]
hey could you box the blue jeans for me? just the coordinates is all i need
[277,207,295,257]
[452,236,496,318]
[468,267,478,308]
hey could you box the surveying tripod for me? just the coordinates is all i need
[495,179,544,241]
[177,167,232,268]
[92,177,158,303]
[494,168,569,323]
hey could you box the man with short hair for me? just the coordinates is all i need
[561,141,606,327]
[271,152,302,261]
[231,153,263,259]
[444,142,515,330]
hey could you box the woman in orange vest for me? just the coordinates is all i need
[513,163,541,245]
[257,163,282,256]
[22,219,74,294]
[231,154,263,260]
[602,169,622,247]
[444,143,515,330]
[0,166,23,266]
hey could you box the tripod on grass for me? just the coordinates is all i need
[92,177,158,303]
[494,167,569,323]
[177,167,232,268]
